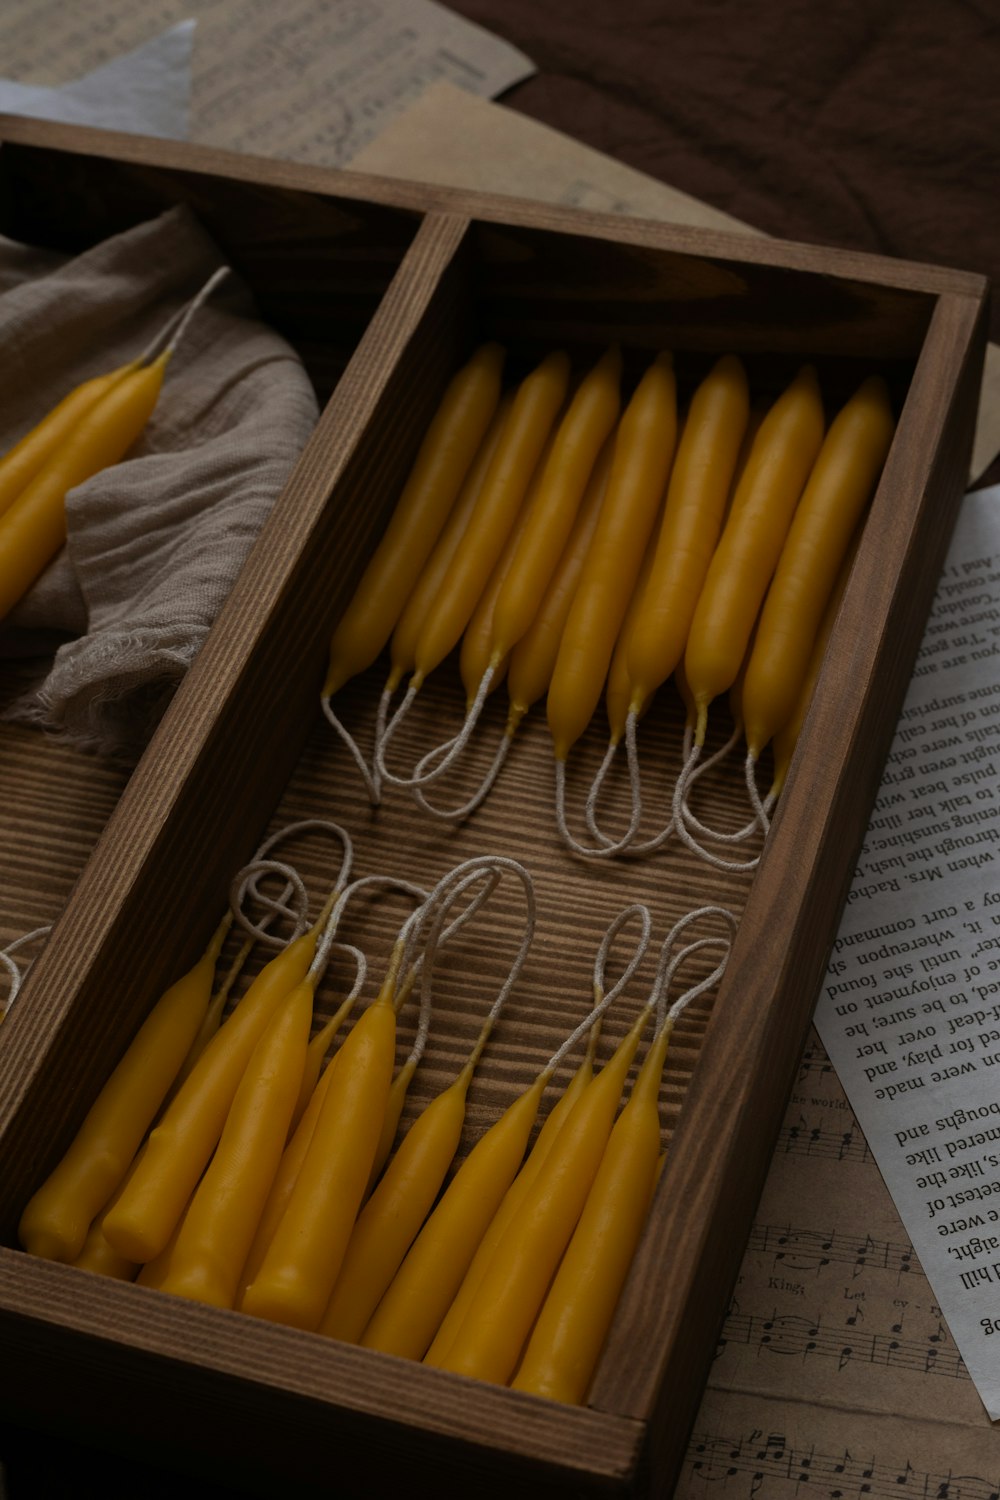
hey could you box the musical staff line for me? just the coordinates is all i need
[685,1429,998,1499]
[798,1039,835,1081]
[748,1223,915,1280]
[776,1121,873,1165]
[717,1311,968,1382]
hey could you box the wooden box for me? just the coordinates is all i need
[0,119,988,1498]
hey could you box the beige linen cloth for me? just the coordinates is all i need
[0,205,319,751]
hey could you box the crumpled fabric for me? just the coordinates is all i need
[0,204,319,751]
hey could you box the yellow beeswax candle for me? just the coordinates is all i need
[742,375,894,758]
[323,342,505,698]
[512,1021,670,1404]
[438,1005,649,1386]
[135,1211,187,1291]
[683,364,825,745]
[18,915,229,1264]
[626,355,750,716]
[72,1223,138,1281]
[71,1148,148,1282]
[367,1052,416,1193]
[489,346,622,663]
[237,1059,335,1304]
[769,534,859,799]
[457,427,559,705]
[0,353,168,621]
[387,394,512,694]
[159,977,314,1309]
[242,976,397,1331]
[426,1035,598,1368]
[0,360,137,521]
[547,353,677,761]
[505,435,612,730]
[290,989,355,1129]
[360,1073,548,1361]
[409,351,571,690]
[604,532,661,746]
[320,1064,473,1344]
[104,924,320,1264]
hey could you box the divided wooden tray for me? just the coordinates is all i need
[0,118,988,1498]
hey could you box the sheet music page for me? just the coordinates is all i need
[0,20,194,140]
[674,1026,1000,1497]
[0,0,535,164]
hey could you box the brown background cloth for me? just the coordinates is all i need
[451,0,1000,488]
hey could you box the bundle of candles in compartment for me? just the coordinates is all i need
[16,821,735,1406]
[0,269,229,623]
[321,341,895,866]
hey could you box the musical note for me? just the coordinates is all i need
[748,1224,914,1280]
[683,1432,1000,1499]
[798,1037,835,1081]
[776,1120,874,1165]
[717,1309,969,1381]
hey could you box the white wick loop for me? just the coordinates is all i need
[547,902,653,1075]
[376,666,497,795]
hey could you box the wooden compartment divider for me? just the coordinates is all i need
[0,117,989,1498]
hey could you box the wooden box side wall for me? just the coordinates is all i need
[0,140,424,402]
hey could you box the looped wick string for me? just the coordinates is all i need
[375,663,497,796]
[547,902,653,1076]
[319,691,381,806]
[404,855,536,1082]
[583,710,680,859]
[410,719,514,824]
[230,858,310,946]
[554,719,641,861]
[744,750,776,838]
[314,873,430,984]
[230,819,355,948]
[328,941,368,1010]
[672,736,769,872]
[648,903,738,1035]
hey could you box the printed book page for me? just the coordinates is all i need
[812,485,1000,1421]
[0,0,535,164]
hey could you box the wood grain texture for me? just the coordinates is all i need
[0,120,989,1499]
[0,1251,643,1499]
[0,115,989,302]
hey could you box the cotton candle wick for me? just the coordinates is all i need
[546,902,653,1077]
[672,731,771,872]
[312,873,430,983]
[420,856,536,1076]
[557,709,653,860]
[410,722,514,824]
[648,905,738,1037]
[136,265,232,368]
[229,858,311,945]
